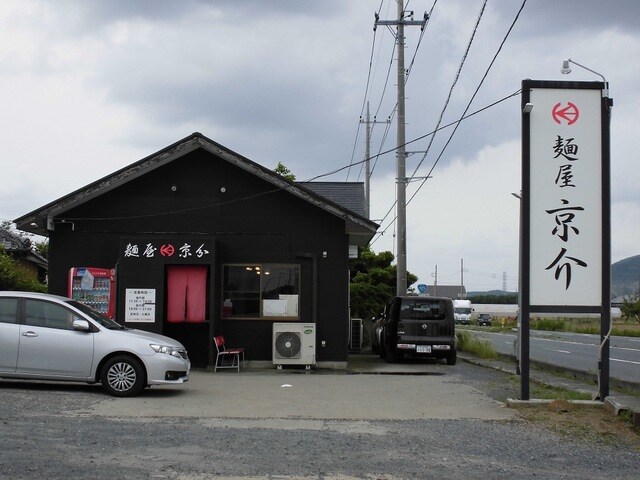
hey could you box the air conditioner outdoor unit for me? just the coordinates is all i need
[272,322,316,369]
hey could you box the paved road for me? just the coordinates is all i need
[2,358,640,479]
[471,329,640,384]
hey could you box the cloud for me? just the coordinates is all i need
[371,140,521,291]
[1,0,638,291]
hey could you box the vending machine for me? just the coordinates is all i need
[68,267,116,319]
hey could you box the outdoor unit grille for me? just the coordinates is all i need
[272,323,316,367]
[349,318,363,351]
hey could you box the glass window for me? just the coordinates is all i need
[223,264,300,319]
[400,298,448,321]
[0,298,18,324]
[26,300,83,330]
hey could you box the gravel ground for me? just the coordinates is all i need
[1,361,638,480]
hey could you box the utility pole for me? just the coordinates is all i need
[364,102,371,219]
[375,1,428,296]
[433,265,438,296]
[460,259,464,299]
[359,102,390,219]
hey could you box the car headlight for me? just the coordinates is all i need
[150,344,182,358]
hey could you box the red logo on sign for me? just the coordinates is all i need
[160,244,175,257]
[552,102,579,125]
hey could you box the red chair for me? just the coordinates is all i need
[213,336,245,372]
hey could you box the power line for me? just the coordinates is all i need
[61,90,520,225]
[352,0,437,183]
[406,0,528,207]
[370,88,522,243]
[409,0,487,181]
[345,10,382,182]
[371,0,529,244]
[312,89,521,184]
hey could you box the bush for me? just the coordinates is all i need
[0,247,47,292]
[621,297,640,323]
[530,318,566,332]
[456,330,498,359]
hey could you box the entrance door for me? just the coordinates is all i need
[166,265,208,323]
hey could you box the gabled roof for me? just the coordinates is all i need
[14,132,378,246]
[297,182,366,218]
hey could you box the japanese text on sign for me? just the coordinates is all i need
[123,242,210,260]
[527,86,603,307]
[125,289,156,323]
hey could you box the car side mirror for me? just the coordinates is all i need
[72,319,91,332]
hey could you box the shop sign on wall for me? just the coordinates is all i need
[120,237,214,264]
[125,288,156,323]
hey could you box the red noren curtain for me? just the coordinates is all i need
[167,266,207,323]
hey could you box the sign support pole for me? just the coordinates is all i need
[598,90,613,400]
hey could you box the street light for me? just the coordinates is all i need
[561,58,609,97]
[561,57,613,400]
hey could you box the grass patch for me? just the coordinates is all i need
[529,383,593,401]
[506,380,640,446]
[514,404,640,447]
[530,318,566,331]
[456,330,498,359]
[485,316,640,337]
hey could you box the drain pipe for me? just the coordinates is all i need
[296,252,317,324]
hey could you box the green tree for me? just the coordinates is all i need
[34,240,49,259]
[471,294,518,304]
[620,296,640,324]
[0,246,47,292]
[274,162,296,181]
[349,246,417,321]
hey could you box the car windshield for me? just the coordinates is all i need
[454,307,472,314]
[400,299,447,320]
[67,300,127,330]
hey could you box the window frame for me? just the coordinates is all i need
[0,297,19,324]
[25,299,85,330]
[222,263,301,320]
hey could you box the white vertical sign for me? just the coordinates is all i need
[528,87,602,306]
[125,288,156,322]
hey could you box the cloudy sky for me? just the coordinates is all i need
[1,0,638,292]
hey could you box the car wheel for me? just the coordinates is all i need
[446,350,457,366]
[101,355,145,397]
[379,339,386,359]
[385,345,397,363]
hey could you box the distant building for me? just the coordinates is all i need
[611,294,639,308]
[0,228,47,283]
[422,284,466,299]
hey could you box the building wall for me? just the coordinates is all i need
[47,149,350,367]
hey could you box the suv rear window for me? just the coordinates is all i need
[400,299,448,320]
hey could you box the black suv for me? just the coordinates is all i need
[476,313,493,327]
[379,296,457,365]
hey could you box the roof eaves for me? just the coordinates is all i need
[14,133,204,233]
[14,132,379,240]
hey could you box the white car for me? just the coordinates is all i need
[0,291,190,396]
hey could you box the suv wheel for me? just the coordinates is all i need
[101,355,145,397]
[446,350,457,366]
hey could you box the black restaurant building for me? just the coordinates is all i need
[14,133,378,368]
